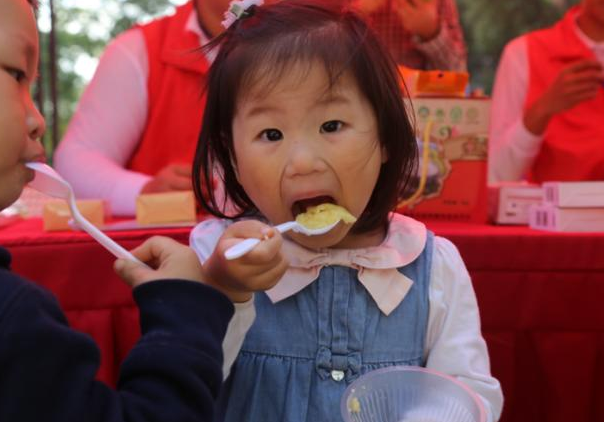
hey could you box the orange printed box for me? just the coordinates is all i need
[399,66,469,98]
[43,199,105,231]
[136,191,196,225]
[397,98,490,223]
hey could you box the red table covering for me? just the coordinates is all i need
[2,218,604,422]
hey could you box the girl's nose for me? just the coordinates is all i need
[283,139,326,178]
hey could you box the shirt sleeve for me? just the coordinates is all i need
[425,236,504,422]
[189,218,257,379]
[488,36,544,183]
[0,276,233,422]
[415,0,468,71]
[53,28,151,216]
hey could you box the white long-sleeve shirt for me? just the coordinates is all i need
[54,11,210,216]
[488,19,604,183]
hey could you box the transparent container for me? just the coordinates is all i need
[341,366,486,422]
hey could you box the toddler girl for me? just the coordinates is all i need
[190,0,503,421]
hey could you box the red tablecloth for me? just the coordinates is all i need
[2,218,604,422]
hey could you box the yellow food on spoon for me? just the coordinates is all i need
[295,203,356,229]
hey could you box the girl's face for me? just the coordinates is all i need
[232,63,386,250]
[0,0,45,210]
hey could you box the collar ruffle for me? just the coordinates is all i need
[266,213,427,315]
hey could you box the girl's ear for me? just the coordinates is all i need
[231,156,241,182]
[381,144,388,164]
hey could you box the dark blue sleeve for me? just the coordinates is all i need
[0,272,233,422]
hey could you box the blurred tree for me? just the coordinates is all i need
[36,0,180,158]
[109,0,180,37]
[457,0,580,93]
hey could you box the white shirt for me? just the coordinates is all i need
[54,11,210,216]
[190,214,504,422]
[488,18,604,183]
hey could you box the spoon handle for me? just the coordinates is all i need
[223,221,300,260]
[224,238,261,260]
[68,199,149,267]
[274,221,298,233]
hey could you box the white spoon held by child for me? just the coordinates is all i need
[25,162,148,267]
[224,219,339,260]
[224,203,357,260]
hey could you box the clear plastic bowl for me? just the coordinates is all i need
[340,366,486,422]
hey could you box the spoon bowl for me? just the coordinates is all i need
[224,219,340,260]
[277,219,340,236]
[25,163,146,266]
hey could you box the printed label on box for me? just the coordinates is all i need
[398,98,490,222]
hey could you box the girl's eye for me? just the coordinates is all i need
[320,120,343,133]
[260,128,283,142]
[5,68,27,83]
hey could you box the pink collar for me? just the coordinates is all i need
[266,213,427,315]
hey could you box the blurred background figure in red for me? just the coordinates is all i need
[354,0,467,71]
[489,0,604,183]
[54,0,236,216]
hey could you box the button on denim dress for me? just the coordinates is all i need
[220,232,434,422]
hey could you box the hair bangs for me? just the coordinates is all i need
[232,23,365,111]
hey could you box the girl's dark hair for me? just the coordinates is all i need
[193,0,417,233]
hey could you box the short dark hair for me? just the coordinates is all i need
[193,0,417,233]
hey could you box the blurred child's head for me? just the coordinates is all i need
[193,0,416,248]
[0,0,45,210]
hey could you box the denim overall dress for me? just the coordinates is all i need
[220,232,434,422]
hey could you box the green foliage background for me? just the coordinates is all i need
[457,0,579,92]
[37,0,183,157]
[38,0,580,157]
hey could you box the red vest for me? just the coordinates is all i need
[128,2,209,175]
[525,6,604,182]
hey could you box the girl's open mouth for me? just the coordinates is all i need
[291,195,335,218]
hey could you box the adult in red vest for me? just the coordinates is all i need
[54,0,232,215]
[489,0,604,183]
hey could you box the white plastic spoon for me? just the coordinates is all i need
[25,163,147,267]
[224,219,339,260]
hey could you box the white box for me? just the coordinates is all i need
[529,203,604,232]
[489,182,543,225]
[543,181,604,208]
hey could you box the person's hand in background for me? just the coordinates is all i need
[354,0,387,14]
[393,0,440,41]
[141,163,193,194]
[524,59,604,135]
